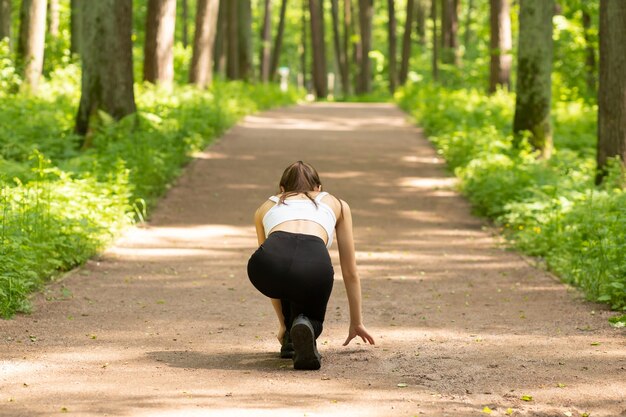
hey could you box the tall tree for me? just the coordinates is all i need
[399,0,414,85]
[181,0,188,47]
[238,0,252,80]
[47,0,58,37]
[331,0,347,95]
[431,0,438,81]
[70,0,81,54]
[387,0,397,93]
[464,0,474,50]
[269,0,289,81]
[144,0,177,85]
[342,0,352,94]
[582,7,596,94]
[441,0,459,65]
[226,0,239,79]
[489,0,512,93]
[309,0,327,98]
[596,0,626,182]
[415,0,426,46]
[189,0,219,88]
[301,0,307,90]
[357,0,373,94]
[213,0,226,75]
[18,0,47,92]
[0,0,11,43]
[75,0,136,140]
[259,0,272,82]
[513,0,554,158]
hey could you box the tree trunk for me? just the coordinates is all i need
[596,0,626,182]
[432,0,438,81]
[582,9,597,94]
[70,0,81,54]
[513,0,554,158]
[309,0,327,98]
[189,0,219,88]
[238,0,252,80]
[343,0,352,95]
[464,0,474,50]
[144,0,176,85]
[387,0,397,93]
[75,0,136,141]
[351,0,361,93]
[259,0,272,82]
[415,0,425,46]
[441,0,459,65]
[399,0,414,85]
[0,0,11,44]
[18,0,47,92]
[331,0,347,95]
[212,0,226,75]
[270,0,288,81]
[47,0,58,37]
[489,0,512,93]
[357,0,373,94]
[226,0,238,79]
[301,0,307,90]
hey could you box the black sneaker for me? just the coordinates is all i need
[280,330,294,359]
[290,315,321,370]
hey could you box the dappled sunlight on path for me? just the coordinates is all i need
[0,103,624,417]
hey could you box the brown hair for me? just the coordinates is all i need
[278,161,321,206]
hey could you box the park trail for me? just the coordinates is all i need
[1,103,624,417]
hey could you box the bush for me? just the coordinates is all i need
[396,81,626,311]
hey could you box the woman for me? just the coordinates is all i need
[247,161,375,370]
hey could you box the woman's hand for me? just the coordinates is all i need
[343,323,375,346]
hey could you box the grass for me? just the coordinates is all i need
[396,82,626,311]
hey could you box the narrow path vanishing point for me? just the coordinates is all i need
[1,103,624,417]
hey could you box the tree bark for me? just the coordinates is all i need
[47,0,58,37]
[144,0,176,85]
[343,0,352,95]
[357,0,373,94]
[464,0,474,50]
[441,0,459,65]
[513,0,554,158]
[309,0,327,98]
[489,0,512,93]
[0,0,11,44]
[189,0,219,88]
[270,0,288,81]
[212,0,226,75]
[596,0,626,182]
[351,0,361,93]
[70,0,81,54]
[432,0,438,81]
[582,9,596,94]
[399,0,414,85]
[181,0,188,47]
[331,0,347,95]
[259,0,272,82]
[415,0,426,46]
[238,0,252,80]
[226,0,239,79]
[75,0,136,141]
[387,0,397,93]
[18,0,47,92]
[301,0,307,90]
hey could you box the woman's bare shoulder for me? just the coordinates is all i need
[255,198,277,219]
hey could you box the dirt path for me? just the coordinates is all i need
[1,103,624,417]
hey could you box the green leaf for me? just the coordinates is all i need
[482,406,493,414]
[520,395,533,402]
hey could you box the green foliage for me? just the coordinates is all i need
[396,82,626,311]
[0,68,301,318]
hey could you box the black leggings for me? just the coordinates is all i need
[247,231,334,338]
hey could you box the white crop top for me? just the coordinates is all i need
[262,192,337,248]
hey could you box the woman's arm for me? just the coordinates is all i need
[334,199,375,346]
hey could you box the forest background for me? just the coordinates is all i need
[0,0,624,323]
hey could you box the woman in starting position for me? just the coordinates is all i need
[247,161,374,370]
